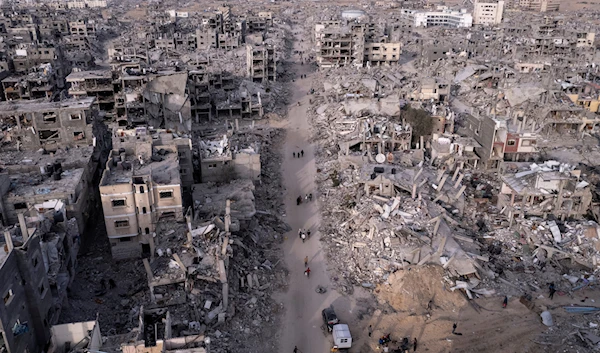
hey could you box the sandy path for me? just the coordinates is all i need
[272,24,344,353]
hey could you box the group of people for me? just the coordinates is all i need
[299,74,307,79]
[293,150,304,158]
[376,333,418,352]
[298,228,311,242]
[296,193,313,205]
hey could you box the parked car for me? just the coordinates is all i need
[322,306,339,332]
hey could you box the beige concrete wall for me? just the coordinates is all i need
[233,153,261,180]
[100,182,139,238]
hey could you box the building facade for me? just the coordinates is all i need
[473,0,504,25]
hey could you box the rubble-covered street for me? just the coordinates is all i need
[6,1,600,353]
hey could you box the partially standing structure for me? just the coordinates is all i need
[99,130,187,259]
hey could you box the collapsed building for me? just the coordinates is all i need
[0,204,80,353]
[315,12,403,68]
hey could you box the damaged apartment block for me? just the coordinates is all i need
[0,98,103,232]
[99,127,191,259]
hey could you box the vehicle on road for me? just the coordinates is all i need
[322,306,339,332]
[331,324,352,352]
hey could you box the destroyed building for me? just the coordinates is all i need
[198,132,261,183]
[0,98,96,150]
[246,44,277,83]
[0,205,80,353]
[67,69,116,115]
[0,98,102,232]
[315,14,402,68]
[498,161,593,224]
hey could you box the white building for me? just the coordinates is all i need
[473,0,504,25]
[413,9,473,28]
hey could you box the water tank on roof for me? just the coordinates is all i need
[341,9,366,20]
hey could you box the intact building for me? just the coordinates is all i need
[413,9,473,28]
[473,0,504,25]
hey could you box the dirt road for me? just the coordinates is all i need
[272,23,349,352]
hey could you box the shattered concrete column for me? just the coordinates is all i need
[451,167,461,182]
[414,168,423,182]
[142,258,155,302]
[437,174,448,191]
[18,213,28,242]
[412,184,417,199]
[436,169,445,182]
[3,231,13,252]
[149,236,156,261]
[453,185,467,201]
[235,118,239,131]
[453,173,465,189]
[225,200,231,233]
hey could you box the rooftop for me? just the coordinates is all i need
[100,149,180,186]
[0,146,94,171]
[0,97,95,115]
[66,69,113,81]
[6,167,85,200]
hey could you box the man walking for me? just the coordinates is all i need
[301,150,304,157]
[293,152,296,158]
[294,346,298,353]
[549,283,556,300]
[304,256,308,267]
[368,325,373,337]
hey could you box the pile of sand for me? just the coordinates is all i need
[377,265,465,314]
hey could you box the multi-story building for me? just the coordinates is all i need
[315,17,403,68]
[99,129,187,259]
[473,0,504,25]
[519,0,559,12]
[413,9,473,28]
[196,27,219,50]
[0,202,81,353]
[67,69,116,113]
[246,44,277,82]
[364,42,402,66]
[315,20,365,68]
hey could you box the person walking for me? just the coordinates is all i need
[304,256,308,267]
[293,152,296,158]
[368,325,373,337]
[549,282,556,300]
[301,150,304,157]
[502,296,508,308]
[304,267,311,277]
[309,193,313,201]
[413,338,418,351]
[294,346,298,353]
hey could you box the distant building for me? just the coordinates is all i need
[519,0,559,12]
[473,0,504,25]
[413,9,473,28]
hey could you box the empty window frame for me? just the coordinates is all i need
[114,220,129,228]
[42,112,57,123]
[13,202,27,210]
[3,289,14,305]
[39,130,59,140]
[111,199,126,207]
[73,131,85,140]
[159,191,173,199]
